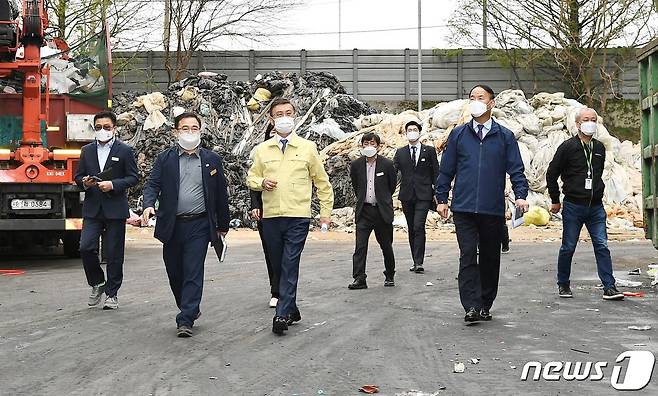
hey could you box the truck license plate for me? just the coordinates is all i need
[10,199,52,210]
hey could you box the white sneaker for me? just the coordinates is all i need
[269,297,278,308]
[103,295,118,310]
[88,282,106,306]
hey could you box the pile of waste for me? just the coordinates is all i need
[44,56,107,95]
[113,71,376,224]
[320,89,642,230]
[106,68,640,231]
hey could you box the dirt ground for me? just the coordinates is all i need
[1,225,657,395]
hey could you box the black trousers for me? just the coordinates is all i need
[352,205,395,281]
[401,199,431,265]
[257,220,279,298]
[80,216,126,297]
[501,222,509,249]
[453,212,504,311]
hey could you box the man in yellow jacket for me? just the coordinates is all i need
[247,98,334,335]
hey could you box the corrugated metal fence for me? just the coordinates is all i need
[112,49,639,101]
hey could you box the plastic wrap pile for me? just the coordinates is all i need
[111,71,376,224]
[107,68,640,231]
[322,89,642,230]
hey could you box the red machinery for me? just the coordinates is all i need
[0,0,111,256]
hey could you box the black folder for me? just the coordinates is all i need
[212,234,227,262]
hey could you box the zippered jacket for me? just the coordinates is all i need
[546,135,605,207]
[435,119,528,217]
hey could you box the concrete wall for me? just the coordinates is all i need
[112,49,639,101]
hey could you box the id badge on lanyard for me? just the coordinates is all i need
[585,178,592,190]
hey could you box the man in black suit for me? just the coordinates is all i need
[142,112,230,337]
[249,125,278,308]
[348,132,397,289]
[74,110,139,310]
[394,121,439,273]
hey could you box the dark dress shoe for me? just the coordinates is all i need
[480,308,492,321]
[177,325,193,338]
[464,307,481,323]
[384,278,395,287]
[414,265,424,273]
[409,264,417,272]
[348,280,368,290]
[558,284,573,298]
[272,316,288,335]
[286,309,302,325]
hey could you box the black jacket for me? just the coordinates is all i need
[393,143,439,202]
[350,155,396,224]
[74,139,139,219]
[546,135,606,206]
[249,129,274,211]
[143,147,230,244]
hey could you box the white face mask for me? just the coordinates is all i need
[580,121,597,136]
[469,100,488,118]
[178,132,201,151]
[361,146,377,158]
[407,131,420,142]
[274,116,295,135]
[95,130,113,143]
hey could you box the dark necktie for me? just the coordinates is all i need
[411,146,417,166]
[477,124,484,141]
[280,139,288,153]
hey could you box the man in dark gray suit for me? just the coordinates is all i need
[348,132,397,290]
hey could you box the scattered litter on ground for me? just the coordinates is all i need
[623,291,645,297]
[425,282,434,286]
[469,358,480,364]
[616,279,643,287]
[628,325,652,331]
[570,348,590,354]
[0,269,25,276]
[628,268,641,276]
[453,362,465,373]
[359,385,379,394]
[395,390,444,396]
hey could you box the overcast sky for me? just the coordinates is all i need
[220,0,460,50]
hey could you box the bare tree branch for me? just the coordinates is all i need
[448,0,658,108]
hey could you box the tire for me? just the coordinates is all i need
[63,230,81,258]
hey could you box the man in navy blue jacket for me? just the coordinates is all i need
[142,112,230,337]
[436,85,529,323]
[74,110,138,310]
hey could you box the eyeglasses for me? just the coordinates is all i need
[178,126,201,132]
[94,125,114,131]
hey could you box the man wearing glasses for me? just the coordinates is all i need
[142,112,230,337]
[75,110,139,310]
